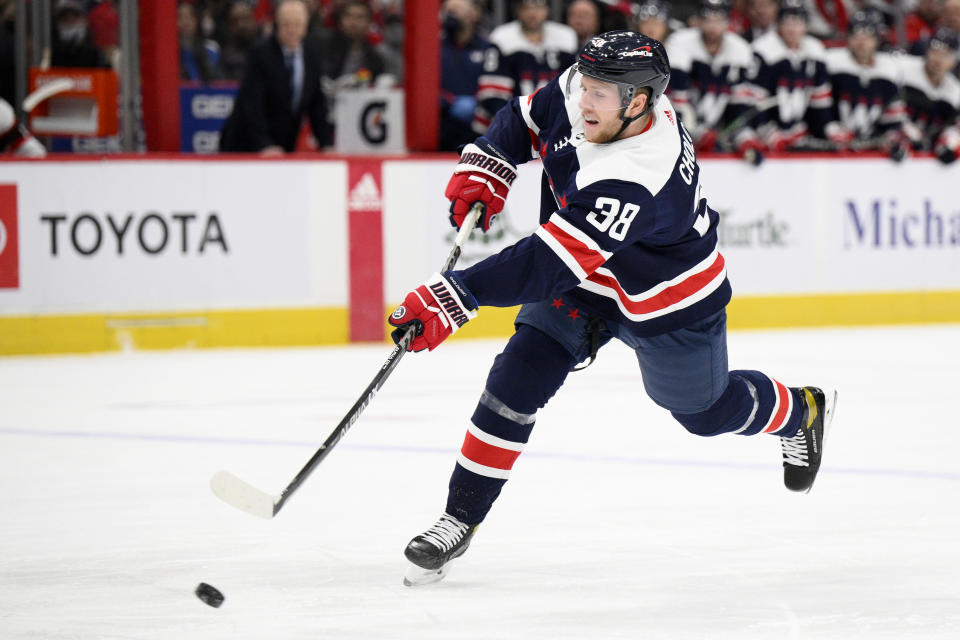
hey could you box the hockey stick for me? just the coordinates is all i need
[210,203,484,519]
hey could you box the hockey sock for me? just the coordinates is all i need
[671,370,803,437]
[446,325,576,524]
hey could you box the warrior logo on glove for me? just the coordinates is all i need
[446,137,518,233]
[389,272,478,352]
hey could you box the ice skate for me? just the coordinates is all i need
[402,513,477,586]
[781,387,837,493]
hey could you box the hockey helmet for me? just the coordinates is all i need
[929,27,959,53]
[778,0,808,21]
[698,0,731,18]
[847,9,885,36]
[633,0,670,22]
[575,31,671,117]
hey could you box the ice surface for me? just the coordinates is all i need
[1,325,959,639]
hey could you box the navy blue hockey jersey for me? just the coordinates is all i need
[747,31,835,143]
[455,67,732,338]
[473,21,578,134]
[897,54,960,150]
[824,47,905,141]
[665,28,757,145]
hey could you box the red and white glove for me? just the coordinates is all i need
[825,122,855,149]
[767,123,808,153]
[445,137,517,233]
[388,272,478,352]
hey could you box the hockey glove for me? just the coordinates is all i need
[445,137,518,233]
[825,122,855,149]
[388,272,478,352]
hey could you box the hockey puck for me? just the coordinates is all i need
[194,582,224,608]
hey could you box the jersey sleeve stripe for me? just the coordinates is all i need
[579,250,726,320]
[519,93,541,135]
[536,215,613,281]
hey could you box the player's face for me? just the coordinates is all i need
[637,17,668,41]
[699,13,729,44]
[925,46,958,81]
[779,16,807,49]
[579,75,646,143]
[848,29,878,62]
[518,4,549,32]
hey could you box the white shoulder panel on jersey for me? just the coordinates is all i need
[800,35,827,60]
[489,22,527,56]
[489,20,577,56]
[872,53,900,84]
[0,98,15,134]
[720,31,755,67]
[751,31,787,64]
[542,21,579,53]
[826,47,900,84]
[665,29,701,71]
[574,95,681,197]
[898,54,960,106]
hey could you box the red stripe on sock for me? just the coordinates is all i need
[762,380,791,433]
[460,431,522,470]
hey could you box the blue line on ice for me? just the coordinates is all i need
[2,425,958,483]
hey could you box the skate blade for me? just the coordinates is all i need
[823,389,838,440]
[403,561,453,587]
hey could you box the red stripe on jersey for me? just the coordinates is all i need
[478,82,513,93]
[586,252,725,315]
[762,380,792,433]
[542,221,608,275]
[461,431,522,470]
[528,127,540,155]
[527,85,544,105]
[811,90,832,100]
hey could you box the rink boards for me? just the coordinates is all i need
[1,155,958,354]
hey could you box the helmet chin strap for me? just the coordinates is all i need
[612,95,653,141]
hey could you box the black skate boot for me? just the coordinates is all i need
[780,387,837,493]
[403,513,477,586]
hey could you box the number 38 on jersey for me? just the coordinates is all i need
[585,197,639,241]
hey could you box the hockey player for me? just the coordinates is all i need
[388,31,838,586]
[0,98,45,157]
[746,0,849,151]
[665,0,762,156]
[472,0,578,134]
[824,10,908,159]
[898,28,960,164]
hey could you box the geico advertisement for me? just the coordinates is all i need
[0,162,348,314]
[385,157,959,299]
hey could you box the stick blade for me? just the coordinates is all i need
[210,470,279,519]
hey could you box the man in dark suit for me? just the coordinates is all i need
[220,0,329,154]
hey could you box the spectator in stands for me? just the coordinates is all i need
[632,0,671,42]
[566,0,601,50]
[942,0,960,37]
[741,0,778,42]
[441,0,495,151]
[319,0,387,89]
[376,9,404,85]
[472,0,578,135]
[87,0,119,68]
[747,0,848,151]
[51,0,108,68]
[179,2,224,83]
[904,0,943,47]
[219,1,261,80]
[899,28,960,163]
[665,0,761,158]
[803,0,855,40]
[219,0,330,153]
[824,10,908,158]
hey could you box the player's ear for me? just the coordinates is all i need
[627,93,648,119]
